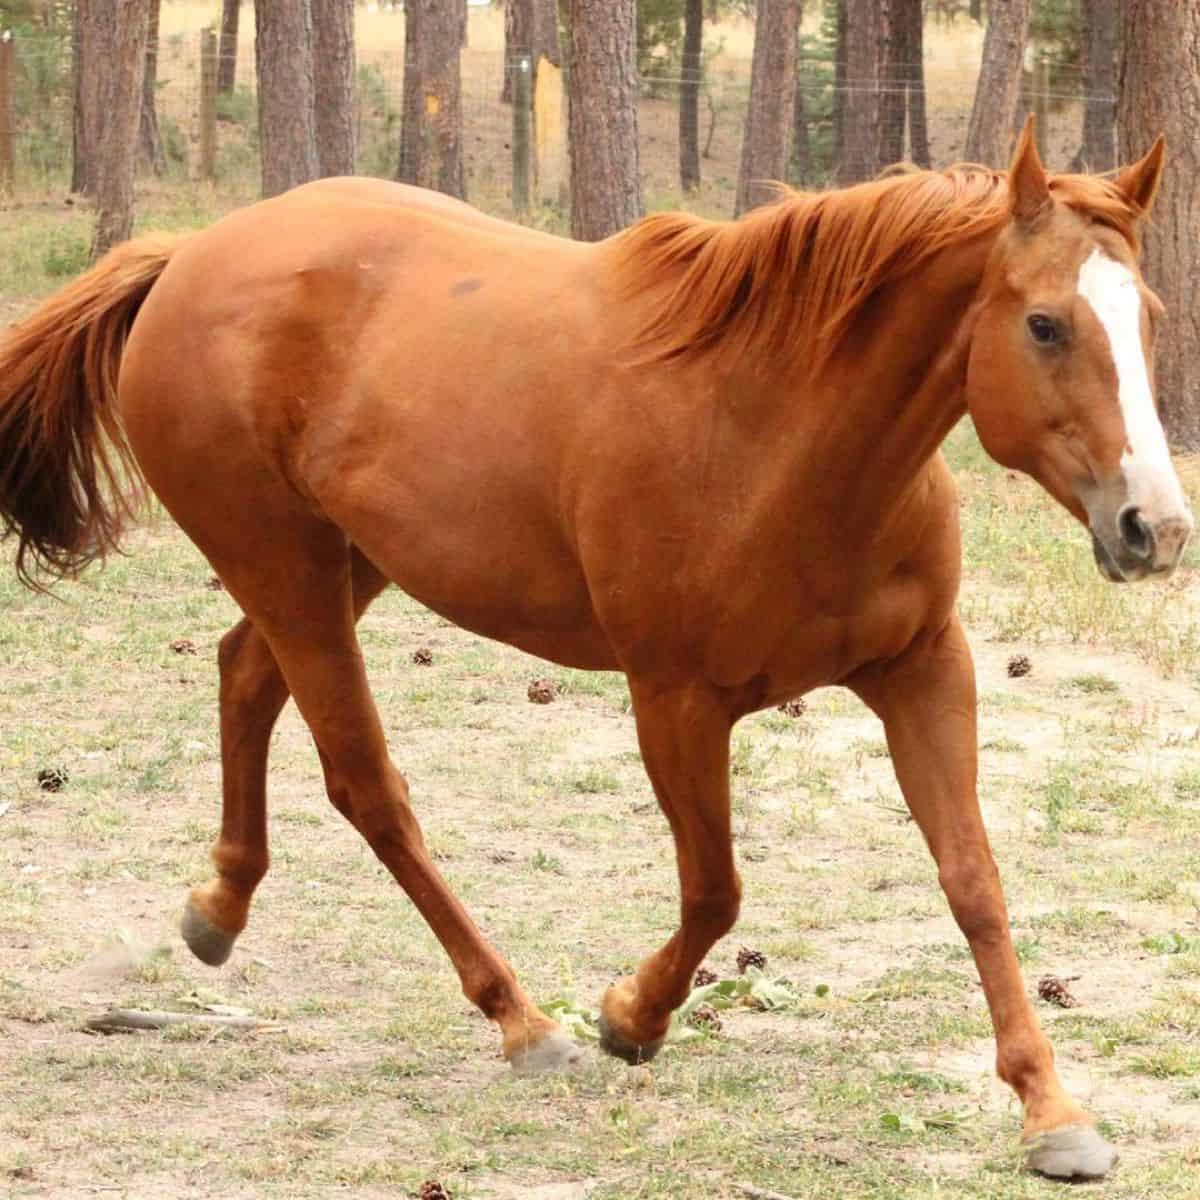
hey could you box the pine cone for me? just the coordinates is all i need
[736,946,767,974]
[777,698,807,718]
[1037,975,1078,1009]
[687,1003,723,1034]
[527,678,557,705]
[693,965,718,988]
[418,1183,451,1200]
[170,638,197,655]
[36,766,69,793]
[1007,654,1032,678]
[412,647,434,666]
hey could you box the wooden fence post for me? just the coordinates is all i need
[0,30,14,194]
[199,26,218,180]
[511,52,532,216]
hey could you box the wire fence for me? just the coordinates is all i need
[0,26,1110,221]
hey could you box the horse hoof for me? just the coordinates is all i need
[509,1030,585,1076]
[180,899,237,966]
[596,1013,665,1066]
[1024,1123,1117,1179]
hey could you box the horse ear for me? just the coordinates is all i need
[1112,135,1166,218]
[1007,115,1051,227]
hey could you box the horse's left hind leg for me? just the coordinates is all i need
[182,549,389,966]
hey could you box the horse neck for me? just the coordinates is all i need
[779,230,996,534]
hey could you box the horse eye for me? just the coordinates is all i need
[1027,314,1059,346]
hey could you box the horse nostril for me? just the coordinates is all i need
[1118,505,1154,561]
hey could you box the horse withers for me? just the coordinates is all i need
[0,119,1189,1178]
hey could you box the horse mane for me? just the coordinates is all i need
[615,165,1143,374]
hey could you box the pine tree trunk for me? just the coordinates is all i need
[904,0,929,167]
[839,0,890,182]
[735,0,802,214]
[71,0,92,194]
[217,0,240,96]
[964,0,1031,167]
[567,0,641,239]
[256,0,319,198]
[878,0,905,168]
[85,0,151,260]
[1074,0,1116,172]
[1118,0,1200,449]
[312,0,356,176]
[679,0,702,192]
[831,0,846,172]
[139,0,165,176]
[501,0,561,103]
[791,46,811,185]
[398,0,465,199]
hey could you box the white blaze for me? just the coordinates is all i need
[1076,247,1188,518]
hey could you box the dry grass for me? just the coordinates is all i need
[1,12,1198,1199]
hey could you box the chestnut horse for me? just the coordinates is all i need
[0,121,1190,1177]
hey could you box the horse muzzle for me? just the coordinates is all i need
[1090,503,1194,583]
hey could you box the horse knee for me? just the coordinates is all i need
[684,875,742,939]
[938,854,1006,942]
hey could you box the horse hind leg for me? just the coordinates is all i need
[196,527,579,1074]
[181,549,389,966]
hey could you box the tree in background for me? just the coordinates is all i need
[217,0,240,96]
[312,0,355,176]
[1118,0,1200,448]
[82,0,150,258]
[964,0,1031,167]
[1073,0,1116,171]
[567,0,641,239]
[679,0,702,191]
[838,0,889,182]
[398,0,465,199]
[256,0,319,197]
[735,0,801,213]
[500,0,560,104]
[139,0,165,176]
[895,0,929,167]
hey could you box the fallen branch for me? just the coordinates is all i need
[86,1008,279,1034]
[738,1184,799,1200]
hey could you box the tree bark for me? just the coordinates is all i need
[256,0,319,198]
[735,0,801,214]
[398,0,465,199]
[71,0,92,194]
[217,0,240,96]
[831,0,846,172]
[904,0,929,167]
[878,0,905,168]
[679,0,702,192]
[312,0,356,176]
[138,0,165,176]
[1118,0,1200,448]
[1073,0,1116,172]
[84,0,151,259]
[567,0,641,239]
[839,0,890,183]
[501,0,561,103]
[964,0,1031,167]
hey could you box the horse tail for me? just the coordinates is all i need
[0,233,183,589]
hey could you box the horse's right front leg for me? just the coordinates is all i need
[598,680,742,1062]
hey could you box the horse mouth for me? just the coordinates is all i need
[1090,532,1163,583]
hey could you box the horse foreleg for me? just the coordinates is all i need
[598,680,741,1063]
[849,614,1116,1180]
[182,550,390,966]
